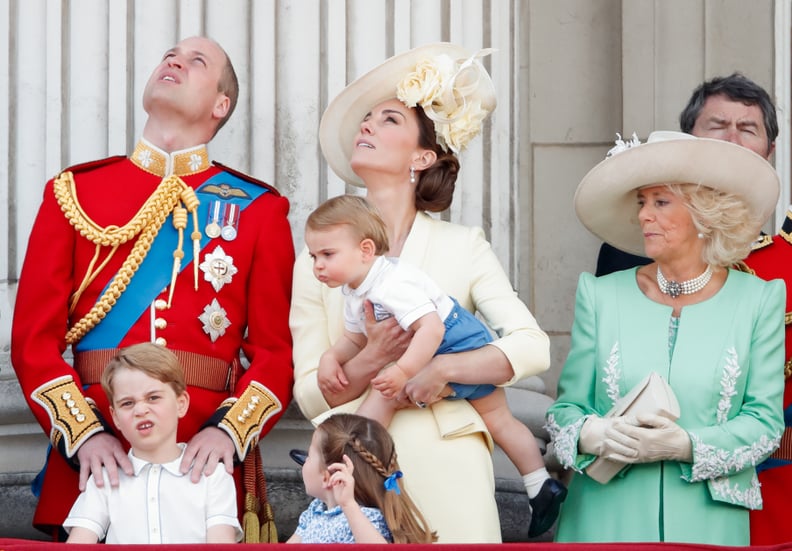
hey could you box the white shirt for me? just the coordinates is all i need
[63,443,243,543]
[343,256,455,334]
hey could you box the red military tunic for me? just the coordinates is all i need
[746,208,792,545]
[11,139,295,536]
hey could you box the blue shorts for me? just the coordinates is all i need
[436,299,496,401]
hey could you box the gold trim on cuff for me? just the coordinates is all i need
[31,376,103,457]
[219,382,282,460]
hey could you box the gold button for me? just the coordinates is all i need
[155,337,167,346]
[154,299,167,310]
[154,318,167,330]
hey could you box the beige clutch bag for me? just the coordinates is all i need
[586,371,680,484]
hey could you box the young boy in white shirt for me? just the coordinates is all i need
[305,195,567,538]
[64,343,243,544]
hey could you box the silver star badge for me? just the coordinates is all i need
[199,298,231,342]
[199,245,238,292]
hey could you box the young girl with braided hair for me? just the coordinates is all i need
[287,413,436,543]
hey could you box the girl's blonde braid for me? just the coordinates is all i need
[54,172,198,344]
[349,437,392,478]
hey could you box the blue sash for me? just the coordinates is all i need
[76,171,269,351]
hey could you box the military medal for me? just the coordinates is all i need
[221,203,239,241]
[199,245,238,292]
[205,201,222,238]
[206,222,221,239]
[199,298,231,342]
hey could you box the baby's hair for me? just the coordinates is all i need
[316,413,437,543]
[101,343,186,404]
[305,195,390,254]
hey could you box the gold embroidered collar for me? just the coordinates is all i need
[131,138,210,176]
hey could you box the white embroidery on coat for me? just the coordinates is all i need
[137,149,153,168]
[716,348,740,424]
[545,414,586,472]
[189,153,202,171]
[689,432,780,482]
[602,342,621,406]
[709,473,763,510]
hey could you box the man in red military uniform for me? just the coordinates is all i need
[744,208,792,545]
[11,36,294,541]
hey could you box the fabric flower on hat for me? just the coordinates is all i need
[398,57,451,108]
[606,132,641,158]
[436,99,489,154]
[397,49,494,154]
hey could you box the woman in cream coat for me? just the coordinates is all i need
[290,43,551,543]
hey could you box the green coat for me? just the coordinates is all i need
[546,268,785,545]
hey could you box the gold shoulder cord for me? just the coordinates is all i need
[53,171,200,344]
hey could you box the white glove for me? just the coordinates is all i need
[578,415,624,456]
[604,413,692,463]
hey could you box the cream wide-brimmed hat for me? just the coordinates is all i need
[574,131,780,256]
[319,43,497,187]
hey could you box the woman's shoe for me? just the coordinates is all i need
[289,449,308,466]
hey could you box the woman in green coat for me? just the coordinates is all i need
[546,131,786,545]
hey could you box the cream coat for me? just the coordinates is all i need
[290,211,551,543]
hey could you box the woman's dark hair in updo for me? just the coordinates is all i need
[414,107,460,212]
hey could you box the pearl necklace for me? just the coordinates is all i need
[656,265,713,299]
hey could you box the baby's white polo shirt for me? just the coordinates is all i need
[343,256,455,334]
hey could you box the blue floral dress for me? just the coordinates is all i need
[294,498,392,543]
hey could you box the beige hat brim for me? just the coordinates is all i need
[574,133,780,256]
[319,43,496,187]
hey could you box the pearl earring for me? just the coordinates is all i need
[697,232,705,239]
[410,166,416,184]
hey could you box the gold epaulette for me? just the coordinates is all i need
[219,382,282,460]
[750,233,774,251]
[780,207,792,246]
[30,376,103,457]
[732,260,754,275]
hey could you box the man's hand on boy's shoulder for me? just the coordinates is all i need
[77,433,133,491]
[181,426,235,483]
